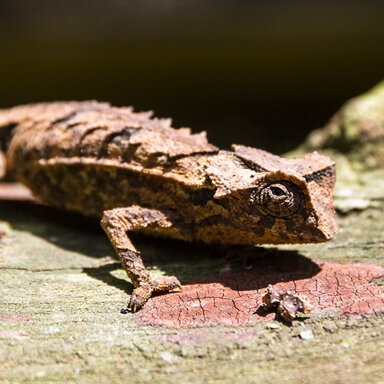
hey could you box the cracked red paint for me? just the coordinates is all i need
[140,262,384,327]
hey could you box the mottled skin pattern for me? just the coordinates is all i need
[0,101,337,311]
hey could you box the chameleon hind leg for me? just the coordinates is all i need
[100,205,182,313]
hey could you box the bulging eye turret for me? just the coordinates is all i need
[251,181,303,217]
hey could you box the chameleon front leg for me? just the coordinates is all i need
[100,205,182,312]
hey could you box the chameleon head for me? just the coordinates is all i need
[207,147,337,244]
[232,170,338,244]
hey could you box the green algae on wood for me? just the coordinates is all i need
[302,80,384,168]
[290,80,384,214]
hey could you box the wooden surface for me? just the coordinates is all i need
[1,83,384,383]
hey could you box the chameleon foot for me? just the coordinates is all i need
[125,275,182,313]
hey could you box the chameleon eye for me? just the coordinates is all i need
[253,181,303,217]
[269,186,286,198]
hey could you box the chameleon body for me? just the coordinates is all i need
[0,101,337,311]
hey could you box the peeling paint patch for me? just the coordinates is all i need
[140,262,384,327]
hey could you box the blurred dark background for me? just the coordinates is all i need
[0,0,383,153]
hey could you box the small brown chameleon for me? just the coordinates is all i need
[0,101,337,312]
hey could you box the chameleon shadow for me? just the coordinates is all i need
[186,247,322,292]
[0,199,322,295]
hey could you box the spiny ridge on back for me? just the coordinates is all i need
[0,101,218,169]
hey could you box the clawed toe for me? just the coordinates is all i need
[123,296,145,313]
[121,297,143,314]
[127,284,152,313]
[121,276,182,313]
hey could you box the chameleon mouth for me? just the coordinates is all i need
[308,197,338,242]
[305,175,338,243]
[314,214,338,242]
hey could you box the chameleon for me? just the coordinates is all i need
[0,101,337,312]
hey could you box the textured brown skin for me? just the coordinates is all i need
[0,101,337,311]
